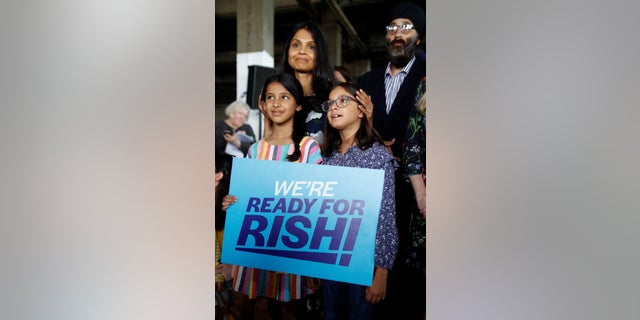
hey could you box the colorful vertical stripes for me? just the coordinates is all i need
[230,266,309,301]
[247,136,322,164]
[230,135,322,301]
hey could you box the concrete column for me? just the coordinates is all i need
[236,0,274,139]
[351,59,371,79]
[321,9,342,67]
[236,0,274,100]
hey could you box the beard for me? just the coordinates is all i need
[386,35,419,68]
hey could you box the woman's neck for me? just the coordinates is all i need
[295,72,315,96]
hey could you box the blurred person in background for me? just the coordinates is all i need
[215,153,244,320]
[216,100,256,157]
[401,77,427,320]
[334,65,353,84]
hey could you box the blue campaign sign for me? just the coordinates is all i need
[220,157,384,286]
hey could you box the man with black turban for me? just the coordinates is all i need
[356,2,426,319]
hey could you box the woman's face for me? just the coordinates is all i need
[228,109,248,128]
[263,82,301,126]
[287,28,316,73]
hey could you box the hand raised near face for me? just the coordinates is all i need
[356,89,373,124]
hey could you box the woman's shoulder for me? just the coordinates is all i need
[240,123,255,132]
[215,120,229,128]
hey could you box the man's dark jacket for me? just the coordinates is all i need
[356,48,426,160]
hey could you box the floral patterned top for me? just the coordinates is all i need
[401,77,427,269]
[322,142,399,269]
[403,77,426,181]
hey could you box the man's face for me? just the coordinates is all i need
[385,18,421,67]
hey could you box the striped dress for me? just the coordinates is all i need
[231,135,322,301]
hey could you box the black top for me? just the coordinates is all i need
[215,120,256,157]
[356,49,426,160]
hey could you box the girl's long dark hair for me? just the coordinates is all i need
[281,20,335,101]
[260,73,307,162]
[321,83,384,158]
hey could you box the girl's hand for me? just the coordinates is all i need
[365,267,388,303]
[356,89,373,124]
[222,195,237,211]
[216,263,233,281]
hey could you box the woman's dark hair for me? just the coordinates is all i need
[321,83,384,158]
[215,153,233,230]
[281,20,335,100]
[260,73,307,162]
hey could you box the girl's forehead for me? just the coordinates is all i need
[329,87,350,97]
[266,82,290,94]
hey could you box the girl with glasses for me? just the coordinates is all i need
[320,82,399,320]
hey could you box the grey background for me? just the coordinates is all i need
[427,0,639,318]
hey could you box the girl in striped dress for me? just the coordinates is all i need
[222,72,322,319]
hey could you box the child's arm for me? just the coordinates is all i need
[221,195,237,211]
[365,267,389,303]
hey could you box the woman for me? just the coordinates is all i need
[260,21,374,145]
[400,77,427,320]
[215,100,256,157]
[280,20,335,144]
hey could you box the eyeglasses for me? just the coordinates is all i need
[386,24,415,34]
[321,95,358,112]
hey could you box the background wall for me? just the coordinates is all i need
[427,0,640,318]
